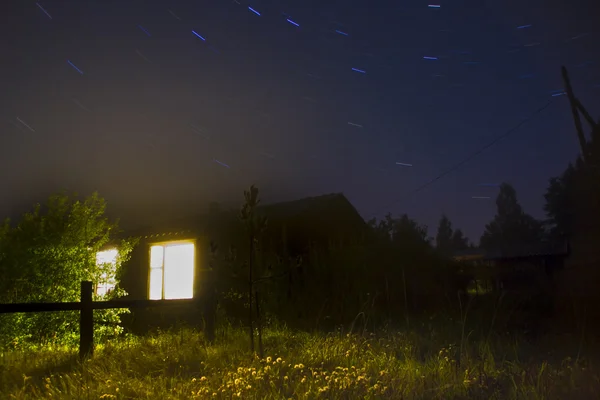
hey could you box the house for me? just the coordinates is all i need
[94,193,367,331]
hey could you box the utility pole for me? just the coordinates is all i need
[561,66,599,161]
[562,66,588,160]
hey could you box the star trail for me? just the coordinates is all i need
[0,0,598,240]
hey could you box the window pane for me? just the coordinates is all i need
[163,243,194,299]
[149,268,163,300]
[96,248,118,296]
[96,249,118,265]
[150,245,164,269]
[96,283,115,297]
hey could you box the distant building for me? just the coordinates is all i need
[454,240,570,292]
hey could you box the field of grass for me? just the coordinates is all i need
[2,323,600,399]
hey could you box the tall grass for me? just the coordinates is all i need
[2,323,599,399]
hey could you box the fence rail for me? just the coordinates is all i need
[0,281,203,359]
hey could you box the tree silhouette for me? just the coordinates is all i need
[239,185,268,357]
[480,183,544,253]
[435,214,453,256]
[544,163,577,240]
[544,120,600,240]
[451,229,469,252]
[435,214,470,256]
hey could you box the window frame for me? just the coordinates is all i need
[95,248,119,297]
[147,239,196,300]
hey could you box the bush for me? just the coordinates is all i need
[0,192,138,349]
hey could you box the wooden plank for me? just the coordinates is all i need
[80,281,94,360]
[0,301,81,314]
[0,298,203,314]
[0,281,207,361]
[91,298,201,310]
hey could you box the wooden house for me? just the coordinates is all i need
[95,193,367,331]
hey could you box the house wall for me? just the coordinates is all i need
[116,195,367,332]
[119,231,213,333]
[120,231,210,300]
[261,197,367,258]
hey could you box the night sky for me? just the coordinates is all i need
[1,0,598,242]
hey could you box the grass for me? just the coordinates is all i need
[1,323,599,399]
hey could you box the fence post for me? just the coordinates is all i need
[80,281,94,360]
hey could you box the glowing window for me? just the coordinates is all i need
[95,248,118,297]
[149,241,195,300]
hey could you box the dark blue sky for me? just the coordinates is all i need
[0,0,598,242]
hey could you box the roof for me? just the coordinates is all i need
[453,250,486,261]
[117,192,365,239]
[484,241,570,260]
[258,193,349,219]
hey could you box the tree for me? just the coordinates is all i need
[0,192,137,348]
[451,229,470,252]
[544,163,577,240]
[436,215,470,256]
[544,119,600,240]
[391,214,430,249]
[480,183,544,253]
[239,185,268,357]
[435,214,454,256]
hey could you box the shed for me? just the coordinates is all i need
[98,193,366,331]
[454,240,570,292]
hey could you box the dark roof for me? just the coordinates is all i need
[453,249,486,261]
[258,193,348,219]
[117,193,365,238]
[484,241,570,260]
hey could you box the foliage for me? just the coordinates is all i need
[238,185,268,356]
[544,164,577,239]
[0,192,138,349]
[451,229,470,251]
[365,213,470,316]
[435,214,470,256]
[480,183,545,253]
[544,120,600,239]
[435,214,454,255]
[1,326,599,399]
[214,190,470,336]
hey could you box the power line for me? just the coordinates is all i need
[368,99,557,218]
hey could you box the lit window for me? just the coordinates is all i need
[95,248,118,297]
[149,241,195,300]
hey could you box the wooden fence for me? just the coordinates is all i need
[0,281,203,359]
